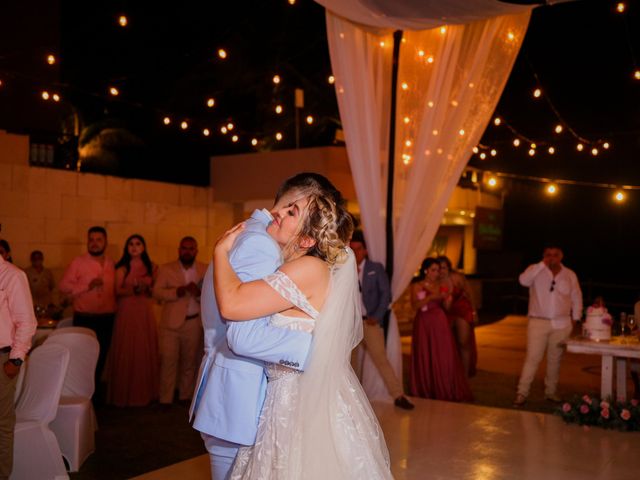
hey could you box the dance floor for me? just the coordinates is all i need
[133,397,640,480]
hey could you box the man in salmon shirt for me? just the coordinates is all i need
[59,226,116,401]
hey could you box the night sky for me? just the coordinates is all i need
[1,0,639,289]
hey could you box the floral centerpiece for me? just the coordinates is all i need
[556,395,640,431]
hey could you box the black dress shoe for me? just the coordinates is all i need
[394,396,415,410]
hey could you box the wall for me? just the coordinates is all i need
[0,130,234,284]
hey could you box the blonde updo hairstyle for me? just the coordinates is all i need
[282,192,354,265]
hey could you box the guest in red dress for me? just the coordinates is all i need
[410,258,473,402]
[107,234,159,407]
[438,256,478,377]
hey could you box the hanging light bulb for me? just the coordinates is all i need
[603,142,610,149]
[328,75,335,84]
[218,48,227,59]
[109,87,119,96]
[402,154,411,165]
[118,15,128,27]
[232,135,239,142]
[548,146,555,154]
[207,98,215,108]
[251,138,258,146]
[273,75,281,84]
[426,56,434,64]
[490,149,497,157]
[163,116,171,125]
[577,143,584,152]
[479,153,487,160]
[530,143,537,149]
[614,190,626,203]
[418,50,425,57]
[533,88,542,98]
[220,126,228,134]
[528,149,536,156]
[203,128,210,136]
[591,147,599,156]
[507,31,516,42]
[180,121,188,130]
[634,69,640,80]
[275,132,283,141]
[46,54,56,65]
[288,0,296,4]
[403,116,410,124]
[458,129,465,136]
[494,117,501,126]
[440,26,447,35]
[513,138,521,147]
[554,124,563,134]
[617,3,626,14]
[546,183,558,195]
[275,105,283,114]
[379,41,386,48]
[41,91,50,100]
[487,176,498,188]
[52,93,60,102]
[306,115,314,125]
[405,140,412,147]
[227,122,234,130]
[472,146,479,154]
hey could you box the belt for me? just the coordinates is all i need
[0,346,11,354]
[185,313,200,320]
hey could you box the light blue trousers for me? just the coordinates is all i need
[201,433,240,480]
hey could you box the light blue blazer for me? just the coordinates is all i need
[190,209,312,446]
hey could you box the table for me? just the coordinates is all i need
[565,336,640,401]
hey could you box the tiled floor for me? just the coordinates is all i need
[134,397,640,480]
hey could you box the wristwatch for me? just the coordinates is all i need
[8,358,23,367]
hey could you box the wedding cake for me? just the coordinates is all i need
[582,306,612,341]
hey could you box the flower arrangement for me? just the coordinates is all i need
[556,395,640,431]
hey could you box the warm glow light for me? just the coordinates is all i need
[203,128,210,136]
[288,0,296,5]
[328,75,335,84]
[402,154,411,165]
[494,117,501,126]
[275,105,283,114]
[591,147,599,156]
[460,210,466,216]
[432,129,439,136]
[46,54,56,65]
[0,80,3,87]
[109,87,119,96]
[490,149,497,157]
[555,124,563,134]
[418,50,425,57]
[634,69,640,80]
[513,138,521,147]
[403,116,410,124]
[530,143,536,149]
[273,75,281,84]
[546,183,558,195]
[306,115,314,125]
[507,31,515,41]
[227,123,234,130]
[221,126,228,134]
[232,135,239,142]
[548,147,555,154]
[405,140,412,147]
[180,121,188,130]
[458,129,465,136]
[472,147,479,154]
[577,143,584,151]
[52,93,60,102]
[533,88,542,98]
[528,149,536,156]
[487,176,498,188]
[427,101,434,108]
[251,138,258,146]
[427,56,434,64]
[379,41,386,47]
[163,116,171,125]
[275,132,283,141]
[614,190,626,202]
[218,49,227,59]
[479,153,487,160]
[617,3,626,13]
[440,26,447,35]
[401,82,409,90]
[603,142,610,149]
[41,91,50,100]
[118,15,128,27]
[207,98,215,108]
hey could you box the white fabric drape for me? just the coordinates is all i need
[326,9,530,400]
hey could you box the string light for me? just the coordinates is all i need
[288,0,296,5]
[528,148,535,156]
[52,93,60,102]
[472,147,479,154]
[401,82,409,90]
[251,138,258,146]
[427,56,434,64]
[546,183,558,195]
[328,75,335,84]
[603,142,610,149]
[634,69,640,80]
[109,87,119,96]
[513,138,521,147]
[440,26,447,35]
[616,3,626,13]
[507,31,516,42]
[231,135,239,142]
[614,190,626,202]
[207,98,215,108]
[458,129,465,136]
[403,116,410,124]
[418,50,425,57]
[479,153,487,160]
[548,147,555,154]
[487,176,498,188]
[494,117,502,126]
[577,143,584,152]
[554,124,563,134]
[218,49,228,59]
[405,140,412,147]
[227,122,234,130]
[490,149,497,157]
[591,147,599,156]
[203,128,210,136]
[275,105,283,114]
[221,126,228,134]
[379,41,386,48]
[163,117,171,125]
[118,15,128,27]
[533,88,542,98]
[180,121,188,130]
[530,143,536,149]
[273,75,281,84]
[402,154,411,165]
[306,115,314,125]
[41,91,50,100]
[46,54,56,65]
[275,132,283,141]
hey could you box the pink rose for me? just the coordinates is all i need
[562,403,572,413]
[601,408,610,419]
[600,400,610,409]
[631,399,639,407]
[580,404,590,414]
[621,409,631,421]
[582,395,592,405]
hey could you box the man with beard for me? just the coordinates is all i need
[59,226,117,400]
[154,237,207,405]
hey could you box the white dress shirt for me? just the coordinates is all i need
[519,261,583,329]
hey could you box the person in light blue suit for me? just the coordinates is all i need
[191,173,341,479]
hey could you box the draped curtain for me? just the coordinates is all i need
[326,8,531,399]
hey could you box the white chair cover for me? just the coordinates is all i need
[45,331,99,472]
[11,343,70,480]
[48,326,96,341]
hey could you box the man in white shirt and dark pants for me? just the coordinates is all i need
[513,245,582,406]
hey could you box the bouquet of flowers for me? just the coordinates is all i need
[556,395,640,431]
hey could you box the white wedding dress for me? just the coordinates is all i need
[230,249,392,480]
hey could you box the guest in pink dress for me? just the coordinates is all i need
[410,258,473,402]
[107,234,159,407]
[438,256,478,377]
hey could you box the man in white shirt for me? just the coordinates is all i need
[513,245,582,406]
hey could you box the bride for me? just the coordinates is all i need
[213,191,393,479]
